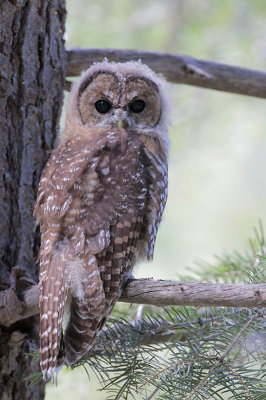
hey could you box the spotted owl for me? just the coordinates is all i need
[34,61,170,380]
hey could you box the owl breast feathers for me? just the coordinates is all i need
[34,60,170,380]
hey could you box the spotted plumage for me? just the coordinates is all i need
[34,60,170,380]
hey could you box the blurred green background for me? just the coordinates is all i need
[46,0,266,398]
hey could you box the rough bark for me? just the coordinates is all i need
[66,47,266,99]
[0,1,66,399]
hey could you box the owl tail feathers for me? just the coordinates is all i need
[40,330,66,382]
[39,244,71,382]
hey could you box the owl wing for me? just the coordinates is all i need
[35,130,109,224]
[64,206,146,364]
[62,133,148,363]
[140,140,168,261]
[35,128,149,374]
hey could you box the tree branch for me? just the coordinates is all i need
[66,47,266,99]
[120,279,266,307]
[1,279,265,327]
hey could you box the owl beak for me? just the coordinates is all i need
[117,119,124,129]
[114,109,129,129]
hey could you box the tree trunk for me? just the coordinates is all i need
[0,0,66,398]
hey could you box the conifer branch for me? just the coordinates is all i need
[183,311,261,400]
[89,315,232,358]
[82,306,265,399]
[227,364,252,400]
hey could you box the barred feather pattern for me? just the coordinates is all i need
[34,127,168,380]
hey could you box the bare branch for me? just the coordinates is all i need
[1,279,265,327]
[66,47,266,99]
[120,279,266,307]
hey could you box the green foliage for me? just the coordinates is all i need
[70,224,266,399]
[78,308,265,399]
[24,349,45,388]
[180,221,266,284]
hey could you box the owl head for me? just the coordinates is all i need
[63,60,170,141]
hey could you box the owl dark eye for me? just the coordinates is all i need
[129,99,146,113]
[95,100,111,114]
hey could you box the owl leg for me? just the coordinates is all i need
[64,254,105,364]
